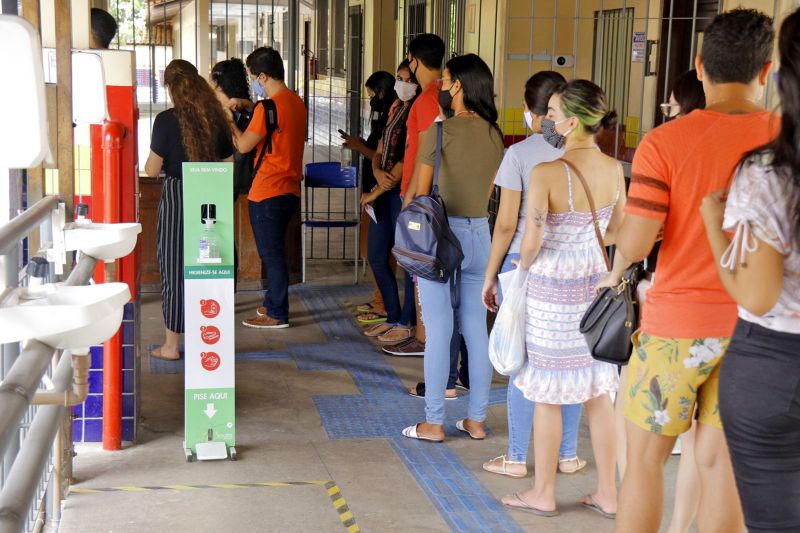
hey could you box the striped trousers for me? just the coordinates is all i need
[156,177,185,333]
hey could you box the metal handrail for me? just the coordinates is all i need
[0,349,73,532]
[0,196,59,256]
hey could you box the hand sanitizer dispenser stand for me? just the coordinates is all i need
[182,163,236,461]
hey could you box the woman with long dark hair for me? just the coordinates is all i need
[342,71,401,328]
[359,61,420,340]
[701,8,800,530]
[401,53,504,443]
[501,80,625,517]
[145,59,234,360]
[480,71,588,479]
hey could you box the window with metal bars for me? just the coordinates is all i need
[402,0,426,54]
[434,0,465,60]
[592,8,634,121]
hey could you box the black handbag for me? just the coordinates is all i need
[562,159,643,366]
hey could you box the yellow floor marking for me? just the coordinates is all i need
[68,481,360,532]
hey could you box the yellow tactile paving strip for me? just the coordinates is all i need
[70,480,360,532]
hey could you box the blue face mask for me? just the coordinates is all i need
[251,78,265,99]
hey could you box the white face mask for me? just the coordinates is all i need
[394,80,418,102]
[523,110,534,131]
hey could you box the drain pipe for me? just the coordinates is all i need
[31,352,90,406]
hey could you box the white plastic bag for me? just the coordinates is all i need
[488,267,529,376]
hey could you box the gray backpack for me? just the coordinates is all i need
[392,122,464,307]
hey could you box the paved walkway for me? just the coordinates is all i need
[59,274,683,532]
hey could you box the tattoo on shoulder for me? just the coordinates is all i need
[532,208,547,228]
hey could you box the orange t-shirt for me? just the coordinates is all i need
[246,88,307,202]
[400,81,440,197]
[627,109,778,339]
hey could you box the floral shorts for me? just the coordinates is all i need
[624,331,730,436]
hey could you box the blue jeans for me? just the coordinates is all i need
[367,188,415,326]
[418,217,492,425]
[500,254,582,461]
[248,194,299,322]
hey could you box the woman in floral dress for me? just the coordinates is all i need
[501,80,629,518]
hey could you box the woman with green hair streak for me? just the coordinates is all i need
[501,79,629,518]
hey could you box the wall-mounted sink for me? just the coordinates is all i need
[0,282,130,349]
[63,222,142,261]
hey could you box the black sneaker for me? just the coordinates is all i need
[382,338,425,357]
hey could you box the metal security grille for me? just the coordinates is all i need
[434,0,466,59]
[593,8,633,121]
[402,0,427,53]
[498,0,753,170]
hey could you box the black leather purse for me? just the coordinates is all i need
[562,159,643,366]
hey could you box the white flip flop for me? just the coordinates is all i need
[401,424,444,443]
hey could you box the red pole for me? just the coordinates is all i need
[101,121,125,451]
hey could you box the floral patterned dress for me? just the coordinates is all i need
[514,163,620,404]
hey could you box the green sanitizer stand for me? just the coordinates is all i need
[182,162,237,461]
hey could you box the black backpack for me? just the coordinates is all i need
[233,99,279,197]
[392,122,464,307]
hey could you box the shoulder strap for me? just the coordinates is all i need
[432,122,444,195]
[560,159,612,271]
[251,101,271,177]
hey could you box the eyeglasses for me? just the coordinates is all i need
[660,102,678,118]
[435,78,453,90]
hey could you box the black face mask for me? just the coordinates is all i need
[438,87,458,119]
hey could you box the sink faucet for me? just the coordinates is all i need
[74,203,91,225]
[26,257,49,289]
[21,257,53,298]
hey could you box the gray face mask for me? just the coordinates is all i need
[540,118,568,149]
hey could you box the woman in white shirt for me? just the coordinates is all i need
[700,9,800,530]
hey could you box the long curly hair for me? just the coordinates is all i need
[164,59,230,162]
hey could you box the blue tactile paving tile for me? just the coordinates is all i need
[287,284,523,533]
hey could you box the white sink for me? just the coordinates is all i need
[63,222,142,261]
[0,282,130,349]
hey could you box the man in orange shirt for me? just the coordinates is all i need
[231,47,307,329]
[614,9,776,532]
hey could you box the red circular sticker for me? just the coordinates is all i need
[200,299,220,319]
[200,351,221,371]
[200,325,221,345]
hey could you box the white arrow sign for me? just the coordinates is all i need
[204,403,217,419]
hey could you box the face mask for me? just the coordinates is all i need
[438,88,454,118]
[251,78,265,99]
[541,118,570,149]
[394,80,418,102]
[410,58,419,79]
[523,110,534,131]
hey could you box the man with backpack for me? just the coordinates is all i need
[231,47,307,329]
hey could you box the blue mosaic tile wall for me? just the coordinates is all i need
[72,301,138,443]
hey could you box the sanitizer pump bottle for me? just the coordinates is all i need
[199,217,219,260]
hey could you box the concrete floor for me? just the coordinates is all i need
[59,264,685,533]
